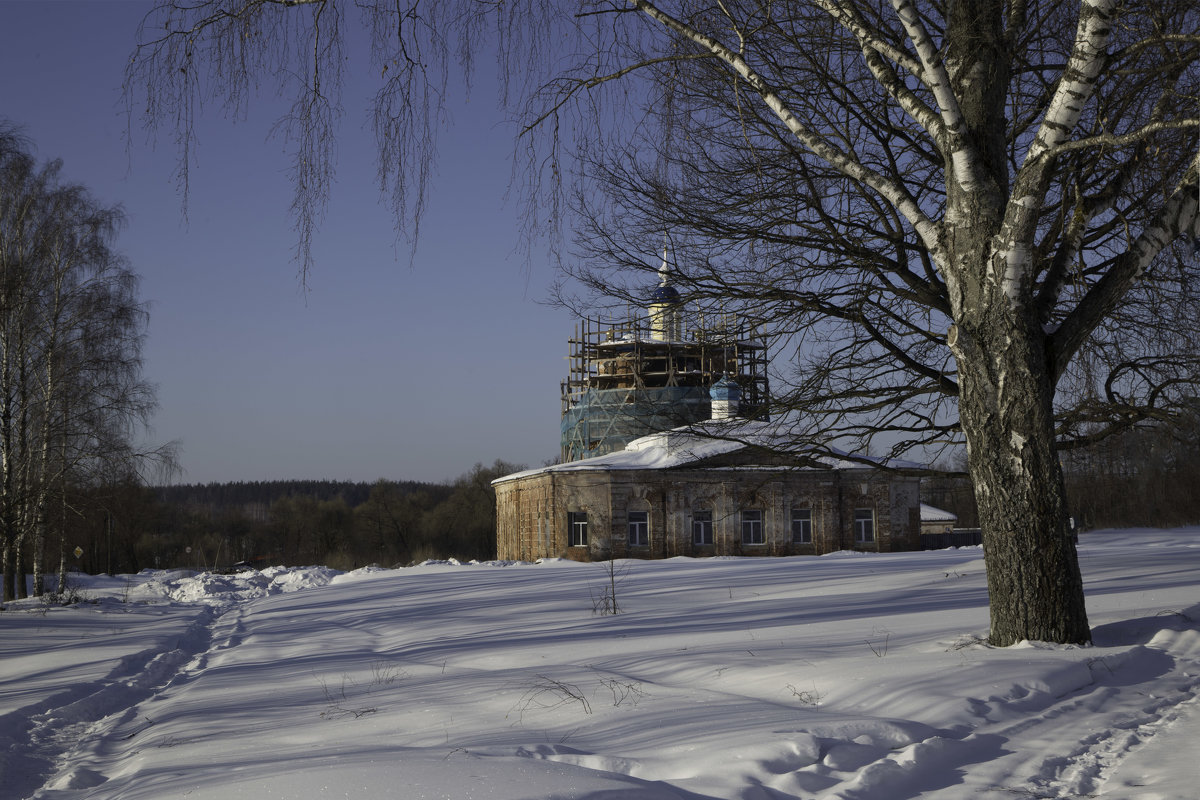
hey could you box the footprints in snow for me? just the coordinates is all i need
[17,604,232,798]
[511,634,1200,799]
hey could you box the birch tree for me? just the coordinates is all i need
[126,0,1200,645]
[0,128,164,600]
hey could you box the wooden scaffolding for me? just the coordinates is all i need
[560,312,769,461]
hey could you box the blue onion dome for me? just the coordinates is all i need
[651,284,681,303]
[709,376,741,401]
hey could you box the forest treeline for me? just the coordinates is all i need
[923,403,1200,532]
[73,403,1200,580]
[36,407,1200,580]
[68,461,523,575]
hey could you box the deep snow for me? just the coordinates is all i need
[1,527,1197,799]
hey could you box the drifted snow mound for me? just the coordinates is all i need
[158,566,342,604]
[410,558,533,567]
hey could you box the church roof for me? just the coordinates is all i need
[919,504,958,522]
[494,419,923,484]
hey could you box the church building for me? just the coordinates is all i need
[493,253,922,561]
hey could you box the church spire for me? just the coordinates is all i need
[648,243,682,341]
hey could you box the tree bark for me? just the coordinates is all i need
[937,0,1090,645]
[31,519,45,597]
[951,317,1090,646]
[13,532,27,600]
[1,536,13,602]
[0,318,14,602]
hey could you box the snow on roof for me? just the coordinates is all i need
[494,419,923,484]
[920,503,958,522]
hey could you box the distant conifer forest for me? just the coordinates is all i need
[59,402,1200,577]
[69,462,523,575]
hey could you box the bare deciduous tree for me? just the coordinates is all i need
[0,126,171,600]
[125,1,1200,646]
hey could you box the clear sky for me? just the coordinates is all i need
[1,1,577,484]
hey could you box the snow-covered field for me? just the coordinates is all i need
[2,527,1198,799]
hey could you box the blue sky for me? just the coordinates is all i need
[1,1,576,484]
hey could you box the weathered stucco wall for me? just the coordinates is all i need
[495,468,920,561]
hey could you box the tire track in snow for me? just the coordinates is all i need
[9,604,230,799]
